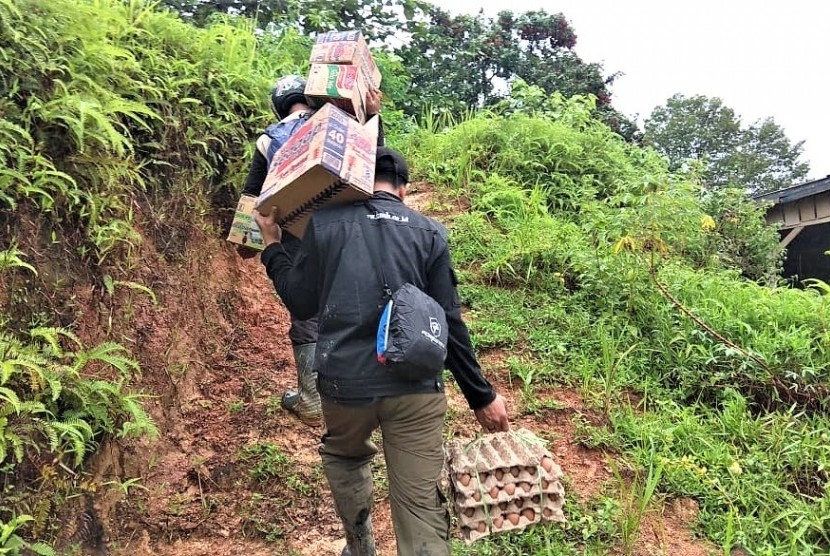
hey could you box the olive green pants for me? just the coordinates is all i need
[319,393,450,556]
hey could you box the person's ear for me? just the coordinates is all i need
[399,183,407,201]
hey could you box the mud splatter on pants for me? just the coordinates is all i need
[319,393,450,556]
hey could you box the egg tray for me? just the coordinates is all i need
[451,470,564,509]
[454,482,565,518]
[456,489,564,521]
[445,429,566,542]
[447,428,563,478]
[459,500,566,543]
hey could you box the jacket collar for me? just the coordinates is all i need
[372,191,403,203]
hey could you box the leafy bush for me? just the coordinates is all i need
[0,327,156,470]
[0,0,304,265]
[0,514,56,555]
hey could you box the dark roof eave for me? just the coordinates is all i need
[752,175,830,204]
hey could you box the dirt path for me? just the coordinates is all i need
[66,189,715,556]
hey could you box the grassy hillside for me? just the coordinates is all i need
[1,1,829,555]
[401,93,830,554]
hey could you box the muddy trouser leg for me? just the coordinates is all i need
[379,393,450,556]
[320,399,379,556]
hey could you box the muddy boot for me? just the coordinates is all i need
[341,511,376,556]
[282,343,322,424]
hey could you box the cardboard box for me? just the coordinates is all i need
[310,30,382,90]
[305,63,368,124]
[255,103,379,238]
[227,194,265,250]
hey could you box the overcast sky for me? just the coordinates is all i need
[441,0,830,181]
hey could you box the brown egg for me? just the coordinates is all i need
[522,508,536,521]
[510,466,521,477]
[514,497,525,508]
[494,468,504,481]
[503,483,516,496]
[479,472,488,484]
[458,473,471,486]
[476,521,487,533]
[472,491,481,502]
[498,501,509,511]
[527,466,537,477]
[493,516,504,528]
[464,507,476,518]
[541,457,553,473]
[507,513,520,526]
[531,495,541,504]
[489,486,500,500]
[519,481,532,493]
[543,507,554,518]
[542,480,550,489]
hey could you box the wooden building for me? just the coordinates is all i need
[753,175,830,282]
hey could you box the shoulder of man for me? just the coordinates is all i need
[400,203,448,240]
[310,197,446,238]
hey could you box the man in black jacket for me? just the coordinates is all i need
[255,148,509,556]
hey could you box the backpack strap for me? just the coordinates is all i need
[262,112,314,166]
[363,199,392,299]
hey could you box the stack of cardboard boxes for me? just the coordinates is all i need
[227,30,382,246]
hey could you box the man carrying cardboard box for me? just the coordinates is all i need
[237,74,382,424]
[254,148,510,556]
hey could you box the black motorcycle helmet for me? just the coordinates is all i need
[270,74,308,120]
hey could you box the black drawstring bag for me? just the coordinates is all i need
[376,283,448,381]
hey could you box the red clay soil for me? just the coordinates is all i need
[59,190,715,555]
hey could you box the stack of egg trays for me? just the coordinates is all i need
[446,428,566,542]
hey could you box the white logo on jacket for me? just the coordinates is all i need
[429,317,442,337]
[366,211,410,223]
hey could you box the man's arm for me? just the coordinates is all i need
[241,148,268,198]
[426,245,495,409]
[426,244,509,431]
[257,213,320,320]
[365,89,385,147]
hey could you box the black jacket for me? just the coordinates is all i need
[261,191,496,409]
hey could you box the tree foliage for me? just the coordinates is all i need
[384,7,635,135]
[161,0,430,40]
[159,0,636,135]
[644,94,810,193]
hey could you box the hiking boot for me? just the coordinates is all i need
[281,388,321,424]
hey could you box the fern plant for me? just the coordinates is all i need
[0,327,157,471]
[0,515,55,555]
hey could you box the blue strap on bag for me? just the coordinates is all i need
[376,299,393,364]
